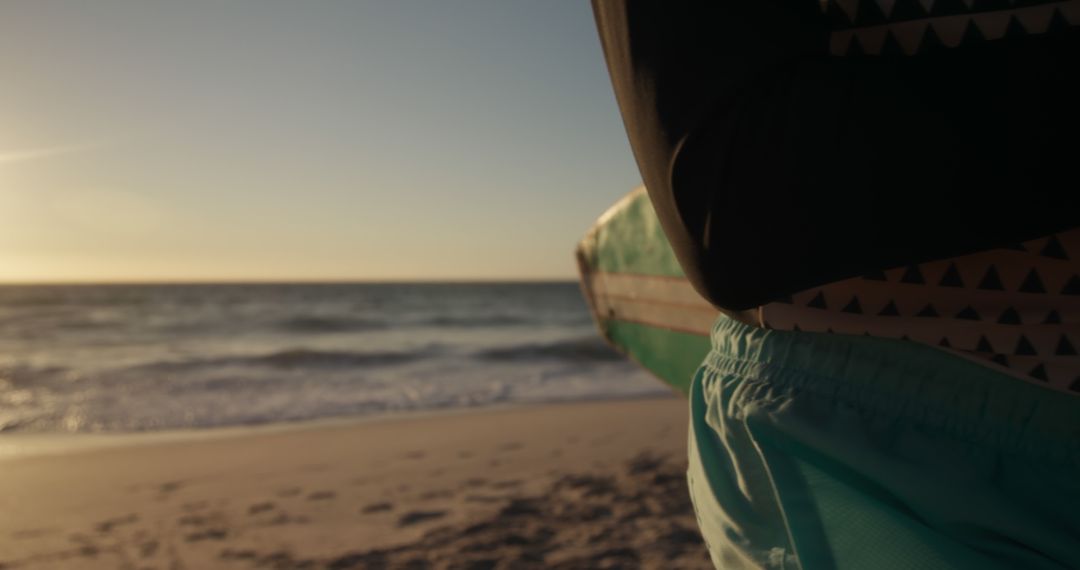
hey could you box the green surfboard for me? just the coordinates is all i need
[576,187,719,395]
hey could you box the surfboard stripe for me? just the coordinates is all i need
[588,271,715,309]
[585,271,719,336]
[576,187,717,394]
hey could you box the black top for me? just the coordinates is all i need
[592,1,1080,311]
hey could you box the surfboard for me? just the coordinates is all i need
[576,186,720,395]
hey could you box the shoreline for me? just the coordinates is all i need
[0,392,678,462]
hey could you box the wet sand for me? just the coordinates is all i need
[0,397,712,569]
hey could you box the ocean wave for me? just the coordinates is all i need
[249,348,420,369]
[276,316,387,333]
[418,315,531,328]
[473,338,623,363]
[133,348,428,373]
[0,364,70,389]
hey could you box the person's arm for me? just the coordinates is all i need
[594,1,1079,311]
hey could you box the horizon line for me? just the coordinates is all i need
[0,277,580,287]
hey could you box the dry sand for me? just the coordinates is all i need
[0,397,713,569]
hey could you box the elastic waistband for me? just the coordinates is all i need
[703,313,1080,466]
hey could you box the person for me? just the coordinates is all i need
[591,2,1080,568]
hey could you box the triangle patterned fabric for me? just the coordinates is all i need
[760,227,1080,394]
[824,0,1080,55]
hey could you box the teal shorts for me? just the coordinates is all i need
[687,313,1080,570]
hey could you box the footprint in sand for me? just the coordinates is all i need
[361,501,393,514]
[306,490,336,501]
[628,454,663,474]
[248,502,275,515]
[94,514,139,534]
[397,510,447,526]
[138,540,160,558]
[67,534,100,557]
[263,512,310,526]
[185,528,227,542]
[158,481,184,494]
[177,514,207,527]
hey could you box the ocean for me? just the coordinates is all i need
[0,282,664,433]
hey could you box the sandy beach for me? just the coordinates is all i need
[0,397,712,569]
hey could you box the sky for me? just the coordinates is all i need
[0,1,642,283]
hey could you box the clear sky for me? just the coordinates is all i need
[0,1,642,282]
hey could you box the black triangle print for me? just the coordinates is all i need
[916,304,939,317]
[932,0,971,15]
[854,0,888,26]
[990,353,1009,367]
[1044,310,1062,324]
[1040,235,1068,260]
[997,307,1021,325]
[1015,335,1037,356]
[977,266,1004,290]
[900,265,925,284]
[917,24,945,54]
[1002,14,1028,38]
[939,337,951,348]
[846,34,866,56]
[1070,376,1080,393]
[863,270,888,281]
[938,263,964,287]
[842,296,863,314]
[878,301,901,316]
[955,306,981,320]
[960,18,986,45]
[828,0,854,27]
[890,0,929,20]
[880,31,905,56]
[1004,15,1027,39]
[976,335,994,353]
[1028,363,1049,382]
[1056,335,1077,356]
[807,291,828,309]
[1019,269,1046,293]
[1048,8,1071,34]
[1061,275,1080,295]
